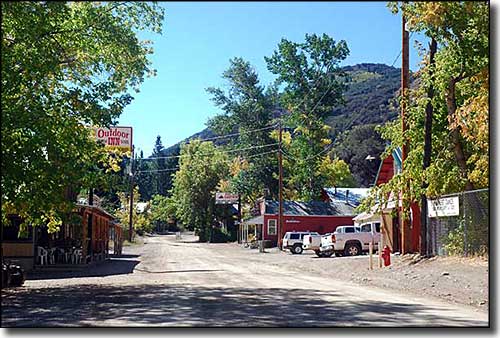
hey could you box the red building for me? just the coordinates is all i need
[242,198,357,247]
[368,148,421,253]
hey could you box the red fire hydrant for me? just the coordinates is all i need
[382,245,391,267]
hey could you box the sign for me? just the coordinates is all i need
[428,196,460,217]
[215,192,239,204]
[93,126,133,151]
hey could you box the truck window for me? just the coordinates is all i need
[374,223,381,233]
[290,233,300,240]
[360,224,371,232]
[345,227,355,233]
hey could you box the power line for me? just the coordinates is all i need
[139,142,279,161]
[391,32,414,68]
[188,124,277,143]
[136,149,279,174]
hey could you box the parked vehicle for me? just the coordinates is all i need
[303,233,334,257]
[282,231,319,254]
[1,261,26,288]
[320,222,381,256]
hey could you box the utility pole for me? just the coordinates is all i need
[420,37,437,257]
[278,113,284,249]
[128,146,135,242]
[401,9,410,254]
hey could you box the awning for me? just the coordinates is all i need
[243,215,264,225]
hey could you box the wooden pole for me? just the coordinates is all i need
[369,242,373,270]
[128,146,134,242]
[401,10,410,254]
[278,113,284,249]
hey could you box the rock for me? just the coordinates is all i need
[479,301,486,305]
[431,283,436,287]
[362,277,371,282]
[441,271,450,276]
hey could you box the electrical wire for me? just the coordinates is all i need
[135,149,279,174]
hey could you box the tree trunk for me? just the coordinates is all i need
[421,37,437,256]
[446,76,474,191]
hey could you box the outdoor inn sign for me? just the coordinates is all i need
[92,126,133,151]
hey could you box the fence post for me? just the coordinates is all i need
[463,192,468,257]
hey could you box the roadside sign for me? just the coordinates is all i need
[215,192,239,204]
[92,126,133,151]
[427,196,460,217]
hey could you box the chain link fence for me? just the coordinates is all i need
[427,188,489,257]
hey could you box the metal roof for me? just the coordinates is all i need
[265,200,355,216]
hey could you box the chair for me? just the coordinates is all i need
[72,249,83,264]
[37,247,48,265]
[57,248,70,264]
[47,248,56,264]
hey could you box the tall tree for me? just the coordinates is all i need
[171,140,229,242]
[206,57,279,203]
[1,2,164,232]
[265,33,351,200]
[333,124,386,187]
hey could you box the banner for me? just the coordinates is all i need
[93,126,133,151]
[215,192,239,204]
[427,196,460,217]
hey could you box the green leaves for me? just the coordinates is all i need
[2,2,163,230]
[171,140,229,241]
[265,34,351,200]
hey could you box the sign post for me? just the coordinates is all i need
[93,126,133,241]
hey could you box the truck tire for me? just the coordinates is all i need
[322,250,334,258]
[291,244,303,254]
[344,242,361,256]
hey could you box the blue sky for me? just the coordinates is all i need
[118,2,427,156]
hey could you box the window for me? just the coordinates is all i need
[345,227,355,233]
[360,224,372,233]
[290,233,300,240]
[374,223,381,233]
[268,219,277,235]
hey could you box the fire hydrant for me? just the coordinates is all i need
[382,245,391,267]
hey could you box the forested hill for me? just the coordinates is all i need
[160,63,401,177]
[326,63,400,136]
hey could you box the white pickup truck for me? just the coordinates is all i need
[319,222,381,256]
[302,234,334,257]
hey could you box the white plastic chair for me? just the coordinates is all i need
[48,248,56,264]
[37,247,48,265]
[72,249,83,264]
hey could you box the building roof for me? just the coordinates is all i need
[324,188,370,207]
[264,200,356,216]
[243,215,264,225]
[76,203,115,220]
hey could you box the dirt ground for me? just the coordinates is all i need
[275,248,489,310]
[1,233,488,327]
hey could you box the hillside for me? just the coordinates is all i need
[327,63,400,136]
[159,63,401,187]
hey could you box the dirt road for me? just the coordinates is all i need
[1,234,489,327]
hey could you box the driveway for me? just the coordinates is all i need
[1,234,489,327]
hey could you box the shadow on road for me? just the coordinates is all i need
[27,257,140,281]
[1,283,488,327]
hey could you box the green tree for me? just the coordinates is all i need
[333,124,386,187]
[379,2,489,202]
[1,2,164,232]
[206,57,279,203]
[265,33,351,200]
[115,186,152,238]
[171,140,229,242]
[149,194,178,231]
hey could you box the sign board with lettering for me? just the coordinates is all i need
[93,126,133,151]
[215,192,239,204]
[427,196,460,217]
